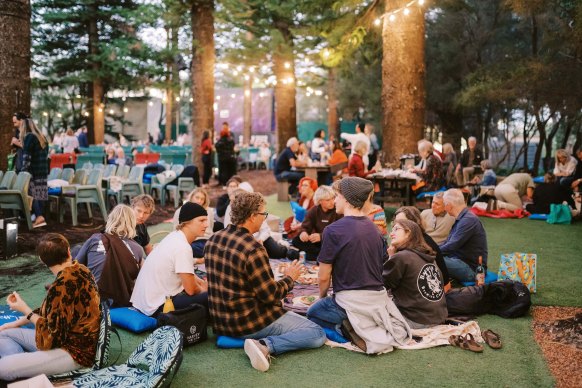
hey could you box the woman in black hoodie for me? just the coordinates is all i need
[383,219,448,328]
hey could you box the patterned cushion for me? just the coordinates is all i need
[73,326,183,388]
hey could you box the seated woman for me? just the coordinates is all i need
[411,140,444,193]
[441,143,457,187]
[106,146,116,165]
[554,149,578,186]
[215,175,242,227]
[525,172,575,214]
[383,219,448,329]
[0,234,100,381]
[471,159,496,186]
[364,191,388,238]
[393,206,450,290]
[291,186,342,261]
[76,204,145,307]
[328,139,348,171]
[284,177,317,239]
[173,187,215,263]
[348,141,378,178]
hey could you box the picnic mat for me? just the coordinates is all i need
[470,207,530,219]
[271,259,325,315]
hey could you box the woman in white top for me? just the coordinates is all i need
[553,149,578,186]
[62,128,79,154]
[173,187,214,262]
[311,129,328,161]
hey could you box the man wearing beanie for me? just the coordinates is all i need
[131,202,209,316]
[307,177,410,353]
[205,191,326,372]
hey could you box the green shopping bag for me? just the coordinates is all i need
[546,203,572,225]
[7,153,15,171]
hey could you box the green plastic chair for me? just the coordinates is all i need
[61,169,106,226]
[107,166,144,206]
[0,172,33,230]
[166,176,196,208]
[60,168,75,183]
[150,164,184,206]
[116,165,131,179]
[47,168,62,181]
[103,164,117,178]
[0,171,3,185]
[0,170,17,190]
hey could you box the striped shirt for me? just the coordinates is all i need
[204,224,294,336]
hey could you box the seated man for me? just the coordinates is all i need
[439,189,488,282]
[274,137,306,196]
[307,178,409,353]
[205,191,326,372]
[420,192,455,244]
[131,194,156,255]
[291,185,342,261]
[455,136,484,186]
[131,202,209,316]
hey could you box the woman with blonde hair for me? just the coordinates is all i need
[76,204,145,306]
[173,187,215,260]
[553,149,578,186]
[20,118,49,228]
[411,140,444,192]
[348,141,377,178]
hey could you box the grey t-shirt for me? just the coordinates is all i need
[76,233,145,282]
[319,216,386,293]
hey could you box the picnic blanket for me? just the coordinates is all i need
[270,259,324,315]
[470,207,530,219]
[326,320,484,352]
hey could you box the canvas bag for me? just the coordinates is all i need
[157,303,207,347]
[546,203,572,224]
[497,253,537,293]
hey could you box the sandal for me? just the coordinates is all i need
[482,329,502,349]
[448,334,483,353]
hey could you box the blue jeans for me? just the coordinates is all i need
[241,312,326,355]
[444,256,476,282]
[191,239,207,258]
[275,170,305,182]
[306,296,348,335]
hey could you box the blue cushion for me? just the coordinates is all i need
[416,187,446,199]
[143,173,156,184]
[323,327,348,343]
[529,213,548,221]
[533,176,545,183]
[290,201,306,222]
[216,335,245,349]
[48,187,62,195]
[110,307,157,333]
[0,305,34,329]
[460,271,498,287]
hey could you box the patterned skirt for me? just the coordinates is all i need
[29,178,48,201]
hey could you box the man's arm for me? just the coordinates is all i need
[318,263,332,298]
[144,243,153,255]
[179,273,207,295]
[439,218,477,255]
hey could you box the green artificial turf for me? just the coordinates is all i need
[3,196,582,386]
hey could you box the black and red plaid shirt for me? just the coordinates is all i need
[204,224,294,336]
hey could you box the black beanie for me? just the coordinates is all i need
[178,202,207,223]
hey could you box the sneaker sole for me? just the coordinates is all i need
[244,339,270,372]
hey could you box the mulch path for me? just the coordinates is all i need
[532,306,582,388]
[6,169,277,255]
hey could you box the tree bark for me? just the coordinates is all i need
[273,21,296,152]
[327,67,340,140]
[165,26,174,142]
[243,77,252,145]
[191,0,215,171]
[88,4,104,145]
[0,0,31,170]
[381,0,426,164]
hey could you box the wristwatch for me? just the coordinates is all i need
[26,311,35,321]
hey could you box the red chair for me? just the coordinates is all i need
[50,153,77,169]
[134,153,160,165]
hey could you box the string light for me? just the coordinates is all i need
[57,113,62,118]
[236,65,243,72]
[216,95,221,100]
[244,89,251,97]
[233,70,239,76]
[249,66,255,73]
[109,109,114,114]
[123,107,128,113]
[403,7,410,15]
[213,103,218,110]
[98,108,103,112]
[244,74,250,81]
[284,62,291,69]
[231,93,236,98]
[83,111,89,117]
[189,97,194,102]
[374,18,381,26]
[42,112,48,116]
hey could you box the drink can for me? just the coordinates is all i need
[299,251,306,264]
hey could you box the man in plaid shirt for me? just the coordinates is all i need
[205,191,326,372]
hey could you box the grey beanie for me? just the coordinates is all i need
[338,177,374,209]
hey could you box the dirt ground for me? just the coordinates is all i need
[5,169,277,255]
[532,306,582,388]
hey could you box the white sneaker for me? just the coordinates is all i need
[244,339,270,372]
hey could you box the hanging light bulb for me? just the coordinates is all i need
[418,0,425,5]
[244,75,250,81]
[57,113,62,118]
[322,49,330,59]
[284,62,291,69]
[213,103,218,110]
[98,108,103,112]
[404,8,410,15]
[374,18,381,26]
[236,65,243,72]
[389,14,396,22]
[109,109,114,114]
[189,97,194,102]
[249,66,255,73]
[42,111,48,116]
[216,95,221,100]
[244,90,251,97]
[123,107,128,113]
[233,70,239,76]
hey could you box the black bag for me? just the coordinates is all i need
[445,284,489,316]
[157,303,208,347]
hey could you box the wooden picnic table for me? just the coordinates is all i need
[369,173,417,207]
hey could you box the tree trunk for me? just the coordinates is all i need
[243,77,252,145]
[273,21,296,152]
[327,67,339,140]
[0,0,31,170]
[164,26,173,142]
[88,5,103,145]
[381,0,426,164]
[191,0,215,171]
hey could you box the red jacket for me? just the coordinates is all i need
[348,153,375,178]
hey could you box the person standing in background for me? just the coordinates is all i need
[200,130,213,188]
[77,126,89,148]
[215,122,237,186]
[62,128,80,154]
[10,112,27,172]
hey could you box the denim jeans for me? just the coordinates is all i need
[444,256,476,282]
[191,239,207,258]
[241,311,326,355]
[306,296,348,335]
[0,328,81,381]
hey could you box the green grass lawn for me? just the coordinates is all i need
[3,195,581,387]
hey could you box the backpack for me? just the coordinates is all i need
[445,280,531,319]
[157,303,208,347]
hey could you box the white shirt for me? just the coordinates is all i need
[130,230,194,316]
[224,204,271,242]
[62,135,79,154]
[311,138,327,156]
[341,132,370,167]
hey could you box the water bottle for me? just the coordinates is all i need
[299,251,306,264]
[163,295,175,313]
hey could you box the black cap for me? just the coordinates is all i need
[178,202,207,224]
